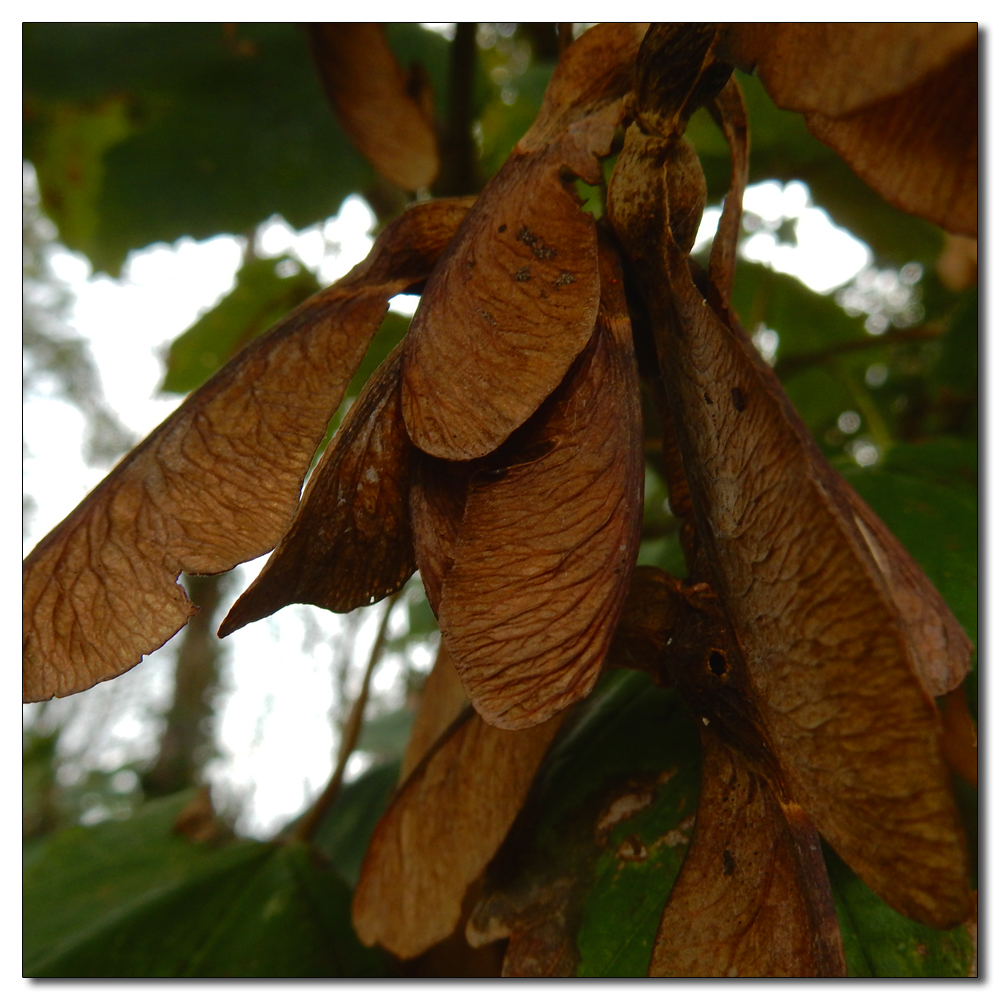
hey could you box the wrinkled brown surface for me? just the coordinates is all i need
[23,199,471,703]
[401,23,643,462]
[608,73,970,928]
[219,345,414,635]
[352,704,562,959]
[720,23,976,117]
[719,23,977,237]
[805,47,977,237]
[305,23,439,191]
[437,241,644,729]
[651,731,845,977]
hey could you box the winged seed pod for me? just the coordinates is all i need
[607,20,971,950]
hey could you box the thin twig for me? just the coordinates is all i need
[293,591,402,843]
[434,22,479,197]
[773,325,943,380]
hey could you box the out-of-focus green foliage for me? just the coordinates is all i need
[24,793,390,977]
[161,255,321,394]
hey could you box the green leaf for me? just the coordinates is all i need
[24,792,390,977]
[161,255,321,394]
[310,761,400,888]
[825,847,975,977]
[24,23,377,275]
[843,447,977,651]
[477,671,701,977]
[355,709,415,764]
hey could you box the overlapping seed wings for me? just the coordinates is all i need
[401,22,646,461]
[352,645,563,959]
[718,23,977,236]
[219,344,414,636]
[23,199,471,702]
[434,238,644,729]
[608,50,970,926]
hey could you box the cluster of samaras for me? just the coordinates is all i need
[23,24,975,976]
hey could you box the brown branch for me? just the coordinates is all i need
[773,324,943,380]
[292,590,402,843]
[434,23,479,197]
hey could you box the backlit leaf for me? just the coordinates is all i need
[161,255,321,395]
[23,198,469,702]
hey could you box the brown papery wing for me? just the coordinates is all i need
[609,122,970,927]
[23,198,471,702]
[650,730,845,977]
[305,23,439,191]
[719,24,977,236]
[352,671,562,959]
[219,344,413,636]
[437,239,644,729]
[401,23,645,461]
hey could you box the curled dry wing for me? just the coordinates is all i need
[607,40,970,927]
[220,344,414,635]
[305,23,439,191]
[805,49,977,238]
[718,23,978,237]
[650,730,845,977]
[436,239,644,729]
[352,645,563,960]
[23,198,471,703]
[401,22,646,461]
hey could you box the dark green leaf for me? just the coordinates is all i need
[24,23,377,275]
[310,761,401,888]
[24,793,390,977]
[162,255,321,394]
[825,847,975,977]
[474,671,701,977]
[843,451,977,651]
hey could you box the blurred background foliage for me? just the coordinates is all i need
[23,23,976,977]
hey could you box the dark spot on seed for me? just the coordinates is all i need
[479,309,498,327]
[554,270,576,288]
[498,224,507,233]
[516,225,557,260]
[703,392,713,405]
[723,849,736,876]
[708,650,727,676]
[731,387,746,412]
[515,265,531,282]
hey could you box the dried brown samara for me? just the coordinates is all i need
[22,20,976,981]
[606,22,972,972]
[23,198,471,702]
